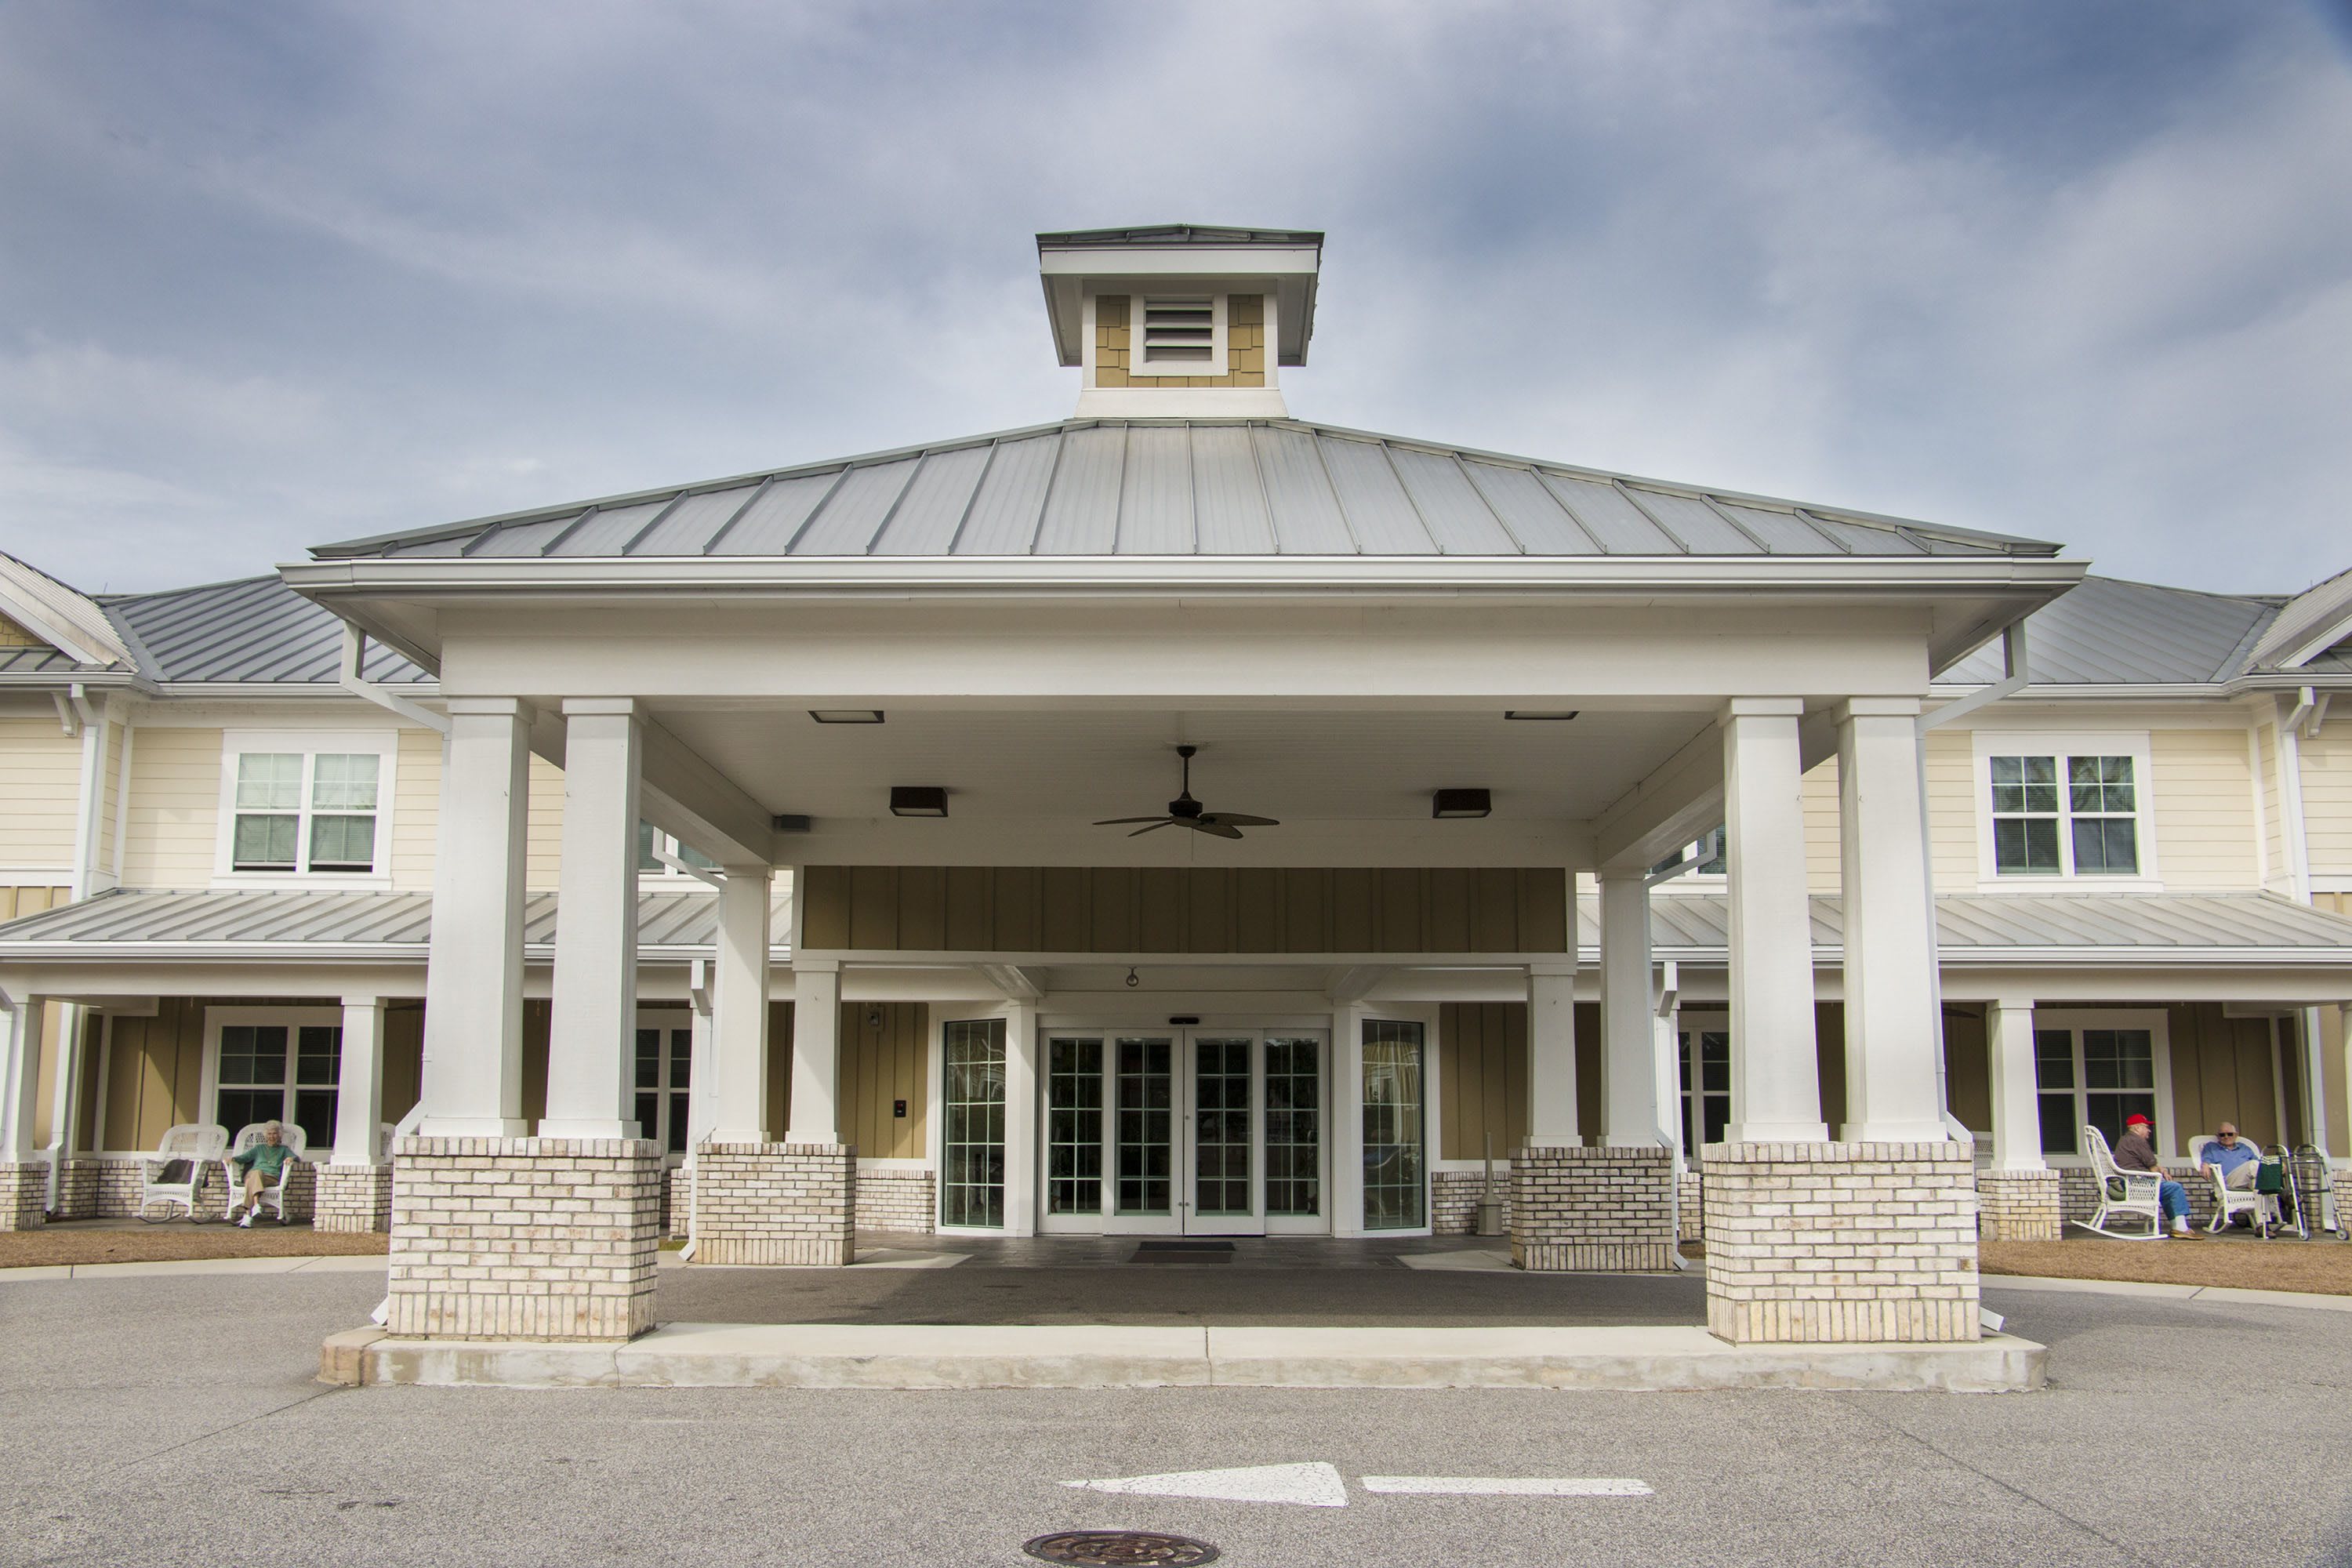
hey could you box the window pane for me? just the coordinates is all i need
[233,813,299,869]
[634,1029,661,1089]
[2082,1029,2154,1090]
[310,753,379,810]
[295,1025,341,1086]
[940,1020,1007,1229]
[223,1025,288,1088]
[666,1089,688,1153]
[2033,1029,2074,1089]
[1994,816,2060,873]
[1264,1036,1321,1217]
[669,1028,691,1088]
[218,1087,283,1135]
[292,1089,336,1149]
[307,814,377,871]
[2071,817,2137,875]
[634,1092,659,1140]
[1115,1036,1173,1216]
[234,753,302,809]
[1362,1020,1426,1231]
[2086,1092,2156,1151]
[2038,1093,2078,1155]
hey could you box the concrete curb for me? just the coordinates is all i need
[1,1254,389,1281]
[329,1322,2047,1394]
[1982,1274,2352,1312]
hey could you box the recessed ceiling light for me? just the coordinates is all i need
[890,786,949,818]
[1431,788,1492,819]
[810,710,884,724]
[1504,710,1579,720]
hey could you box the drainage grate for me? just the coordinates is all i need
[1023,1530,1221,1565]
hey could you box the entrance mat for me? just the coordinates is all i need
[1134,1240,1236,1253]
[329,1323,2047,1393]
[1131,1240,1236,1265]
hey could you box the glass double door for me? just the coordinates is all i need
[1041,1029,1325,1236]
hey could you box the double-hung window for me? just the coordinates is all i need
[2030,1012,2168,1159]
[1677,1022,1730,1150]
[206,1007,342,1148]
[1977,735,2152,883]
[219,733,395,883]
[633,1012,693,1156]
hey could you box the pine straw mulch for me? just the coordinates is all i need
[0,1224,389,1269]
[1978,1235,2352,1296]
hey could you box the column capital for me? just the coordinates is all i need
[1837,695,1924,720]
[1720,696,1806,722]
[561,697,641,718]
[1595,866,1647,887]
[444,695,531,718]
[339,993,387,1009]
[792,956,841,975]
[1526,959,1578,979]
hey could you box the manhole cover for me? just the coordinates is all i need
[1022,1528,1221,1565]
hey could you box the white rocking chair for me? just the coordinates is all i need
[2189,1134,2275,1236]
[2078,1126,2165,1239]
[222,1123,309,1223]
[135,1123,230,1222]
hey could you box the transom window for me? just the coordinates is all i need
[1989,753,2140,876]
[2032,1018,2165,1157]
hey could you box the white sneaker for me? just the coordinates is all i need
[238,1210,254,1229]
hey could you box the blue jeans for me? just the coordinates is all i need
[2158,1178,2189,1222]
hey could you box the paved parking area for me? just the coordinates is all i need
[5,1267,2351,1566]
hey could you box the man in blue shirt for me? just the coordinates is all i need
[2198,1123,2259,1188]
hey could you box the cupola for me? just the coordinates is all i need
[1036,224,1323,418]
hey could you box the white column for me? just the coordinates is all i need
[1721,699,1827,1142]
[1526,960,1581,1145]
[1986,998,2046,1172]
[419,698,531,1136]
[47,1003,86,1159]
[1599,873,1662,1146]
[2,993,45,1160]
[786,960,843,1146]
[1000,1000,1040,1236]
[1654,1008,1685,1166]
[1838,698,1947,1142]
[333,996,388,1165]
[542,699,643,1140]
[707,866,772,1145]
[684,959,718,1150]
[1331,1001,1367,1236]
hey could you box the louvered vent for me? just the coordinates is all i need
[1138,297,1216,367]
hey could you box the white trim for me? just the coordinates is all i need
[1971,730,2160,890]
[2029,1007,2176,1160]
[199,1004,344,1138]
[212,729,397,888]
[0,869,73,887]
[1129,292,1229,379]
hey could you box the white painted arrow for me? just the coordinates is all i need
[1361,1476,1653,1497]
[1062,1461,1350,1508]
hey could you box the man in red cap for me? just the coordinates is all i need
[2112,1112,2194,1237]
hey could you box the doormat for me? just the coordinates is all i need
[1132,1240,1236,1254]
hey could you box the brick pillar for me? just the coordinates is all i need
[1510,1145,1677,1271]
[1676,1170,1704,1243]
[56,1156,101,1219]
[691,1143,855,1265]
[386,1136,660,1341]
[315,1164,395,1233]
[1976,1167,2062,1240]
[1702,1141,1980,1344]
[0,1162,46,1229]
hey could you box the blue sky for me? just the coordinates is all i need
[0,0,2347,594]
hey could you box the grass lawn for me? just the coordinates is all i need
[1981,1236,2352,1296]
[0,1224,389,1269]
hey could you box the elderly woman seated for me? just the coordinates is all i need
[228,1122,301,1227]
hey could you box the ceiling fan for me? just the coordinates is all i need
[1095,746,1280,840]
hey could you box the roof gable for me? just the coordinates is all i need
[0,552,136,668]
[2248,564,2352,671]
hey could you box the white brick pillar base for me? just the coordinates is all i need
[1676,1171,1704,1243]
[1509,1145,1677,1271]
[1702,1141,1980,1344]
[56,1156,102,1219]
[1976,1168,2063,1240]
[315,1165,395,1233]
[691,1143,856,1265]
[0,1162,46,1229]
[387,1137,660,1341]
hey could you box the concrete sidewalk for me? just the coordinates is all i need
[321,1320,2047,1394]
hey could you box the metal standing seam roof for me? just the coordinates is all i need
[101,575,429,684]
[1036,224,1325,249]
[308,418,2063,564]
[2248,564,2352,671]
[0,551,138,667]
[3,886,2344,964]
[1940,574,2285,688]
[0,887,791,954]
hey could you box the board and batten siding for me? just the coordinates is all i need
[2147,728,2259,887]
[838,1001,927,1158]
[798,866,1571,955]
[0,718,82,873]
[119,727,222,887]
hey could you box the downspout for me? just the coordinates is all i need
[1915,621,2031,1145]
[49,684,109,1208]
[339,624,448,735]
[679,956,714,1261]
[2274,687,2332,1158]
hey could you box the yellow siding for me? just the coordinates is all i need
[0,718,82,872]
[1801,755,1842,895]
[2257,720,2289,894]
[120,727,222,887]
[1438,1002,1527,1160]
[390,726,443,891]
[1925,728,1976,890]
[525,753,564,891]
[2303,726,2352,875]
[1094,293,1269,390]
[0,612,47,647]
[837,1001,927,1156]
[2147,728,2259,888]
[2166,1003,2283,1148]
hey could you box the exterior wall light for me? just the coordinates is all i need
[1431,788,1492,819]
[889,786,949,818]
[810,710,885,724]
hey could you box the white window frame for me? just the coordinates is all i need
[1971,730,2160,891]
[1128,292,1229,378]
[200,1004,344,1145]
[213,730,398,890]
[632,1007,695,1164]
[2029,1007,2175,1164]
[1673,1009,1732,1152]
